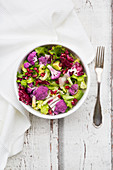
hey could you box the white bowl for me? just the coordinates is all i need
[14,43,90,119]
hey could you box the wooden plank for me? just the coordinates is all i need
[5,0,112,169]
[5,114,51,170]
[58,0,111,169]
[50,120,59,170]
[111,0,113,168]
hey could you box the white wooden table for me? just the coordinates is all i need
[5,0,112,169]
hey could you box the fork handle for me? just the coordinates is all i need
[93,82,102,127]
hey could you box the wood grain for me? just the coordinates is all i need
[5,0,112,169]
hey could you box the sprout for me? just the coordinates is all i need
[47,65,61,80]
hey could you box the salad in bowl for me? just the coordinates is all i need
[15,44,89,119]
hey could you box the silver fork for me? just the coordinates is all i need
[93,46,105,127]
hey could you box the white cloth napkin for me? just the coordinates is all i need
[0,0,95,169]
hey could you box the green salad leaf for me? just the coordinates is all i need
[40,103,49,114]
[17,72,25,78]
[21,80,27,88]
[49,45,65,58]
[35,47,48,56]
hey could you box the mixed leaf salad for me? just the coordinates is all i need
[16,45,87,115]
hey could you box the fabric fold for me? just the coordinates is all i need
[0,0,94,169]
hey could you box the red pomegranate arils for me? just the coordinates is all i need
[34,67,37,71]
[71,101,75,106]
[49,109,53,115]
[41,73,45,77]
[65,86,70,89]
[58,95,61,99]
[27,68,30,72]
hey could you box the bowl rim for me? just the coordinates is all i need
[14,42,90,119]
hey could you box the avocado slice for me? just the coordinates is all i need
[53,61,62,70]
[73,90,84,100]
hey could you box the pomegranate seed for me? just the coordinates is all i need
[65,86,70,89]
[49,109,52,115]
[73,98,78,103]
[59,63,62,67]
[41,73,45,77]
[20,86,24,90]
[66,80,69,84]
[62,70,66,74]
[58,95,61,99]
[50,90,54,94]
[27,68,30,72]
[27,73,32,76]
[34,67,37,71]
[71,101,75,106]
[61,53,66,57]
[32,74,37,78]
[25,76,28,79]
[66,68,68,72]
[36,70,39,73]
[29,69,33,73]
[55,80,59,84]
[54,90,57,94]
[65,50,69,54]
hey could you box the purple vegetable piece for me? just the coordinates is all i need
[27,87,33,93]
[27,51,37,65]
[24,62,30,68]
[45,54,51,64]
[74,62,84,76]
[69,84,78,95]
[60,56,73,68]
[38,56,47,65]
[18,85,32,105]
[67,55,74,62]
[47,65,61,80]
[54,99,67,114]
[77,72,84,76]
[28,82,33,87]
[33,85,48,100]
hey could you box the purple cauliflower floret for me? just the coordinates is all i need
[24,62,30,68]
[69,84,78,95]
[33,85,48,100]
[27,87,33,93]
[74,62,84,76]
[38,56,47,65]
[54,99,67,114]
[47,65,61,80]
[27,51,37,65]
[28,82,33,87]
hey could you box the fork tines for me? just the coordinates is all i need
[95,46,105,68]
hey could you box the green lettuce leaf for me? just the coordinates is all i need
[80,81,87,89]
[64,100,72,108]
[27,77,34,83]
[40,103,49,114]
[73,90,84,100]
[35,47,48,56]
[37,100,44,109]
[61,94,74,100]
[17,72,25,78]
[49,45,65,58]
[21,80,27,87]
